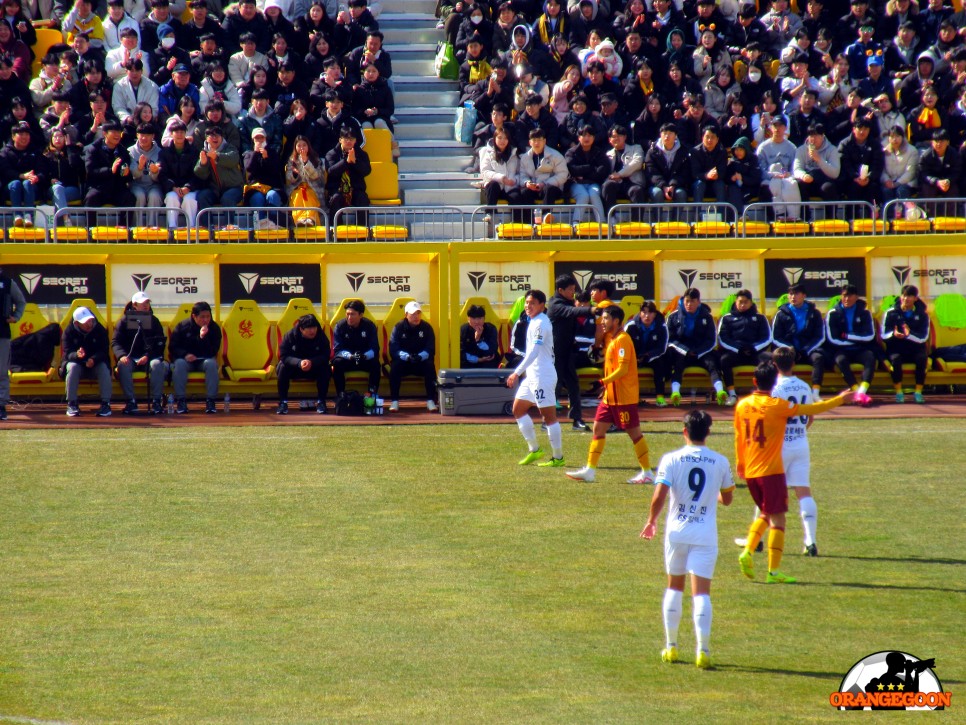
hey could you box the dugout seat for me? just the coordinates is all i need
[165,303,223,391]
[458,296,506,360]
[31,28,63,76]
[58,299,110,392]
[9,303,58,384]
[329,297,381,390]
[380,296,417,367]
[275,298,329,360]
[618,295,644,323]
[222,300,275,382]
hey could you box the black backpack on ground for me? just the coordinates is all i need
[334,390,365,416]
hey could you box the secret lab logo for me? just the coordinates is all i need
[346,272,411,293]
[132,273,198,294]
[574,270,595,290]
[892,265,958,286]
[783,266,851,289]
[830,651,950,710]
[783,267,805,286]
[238,273,304,294]
[20,272,88,295]
[575,269,639,292]
[467,271,487,292]
[678,268,742,290]
[470,270,531,292]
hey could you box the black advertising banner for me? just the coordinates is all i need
[553,260,655,299]
[3,264,107,305]
[219,264,322,305]
[764,258,867,299]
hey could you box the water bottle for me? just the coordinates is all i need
[224,392,230,414]
[167,393,174,415]
[363,392,375,415]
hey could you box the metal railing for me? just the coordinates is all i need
[1,207,52,242]
[51,207,189,242]
[882,198,966,233]
[196,206,331,242]
[740,200,878,236]
[469,204,604,241]
[332,206,465,241]
[607,202,740,233]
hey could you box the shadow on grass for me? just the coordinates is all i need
[820,554,966,566]
[795,581,966,595]
[715,664,840,680]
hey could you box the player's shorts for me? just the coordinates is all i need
[594,401,639,429]
[746,473,789,515]
[514,373,557,409]
[665,541,718,579]
[782,445,811,488]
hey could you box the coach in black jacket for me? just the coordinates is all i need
[825,284,878,396]
[61,306,113,417]
[771,283,827,391]
[665,287,726,404]
[881,285,930,400]
[645,123,690,207]
[82,121,136,224]
[324,128,371,219]
[112,291,168,415]
[624,301,669,403]
[388,301,437,412]
[547,274,590,430]
[275,313,331,415]
[332,299,380,396]
[460,304,500,369]
[169,300,222,414]
[717,289,773,403]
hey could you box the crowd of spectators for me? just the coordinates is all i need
[451,0,966,222]
[0,0,387,228]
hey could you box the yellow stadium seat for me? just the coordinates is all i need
[459,296,506,359]
[535,222,573,237]
[173,228,211,242]
[61,299,108,331]
[293,225,327,241]
[362,128,393,163]
[371,224,408,240]
[891,219,930,233]
[772,220,810,235]
[612,221,651,237]
[31,28,64,75]
[366,161,402,206]
[335,224,368,241]
[692,220,731,236]
[735,220,770,236]
[253,228,290,241]
[9,303,57,384]
[766,59,780,78]
[379,296,417,365]
[733,59,747,83]
[652,221,690,236]
[811,219,850,235]
[52,226,89,242]
[276,297,325,345]
[7,226,46,242]
[132,227,168,242]
[852,219,885,233]
[91,226,128,242]
[932,216,966,232]
[222,300,274,382]
[214,227,249,242]
[497,222,533,239]
[574,222,607,237]
[619,295,645,322]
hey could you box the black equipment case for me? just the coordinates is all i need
[437,368,518,416]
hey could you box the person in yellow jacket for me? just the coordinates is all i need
[566,305,655,485]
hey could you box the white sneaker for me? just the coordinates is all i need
[566,466,596,482]
[389,401,400,412]
[627,469,655,485]
[426,400,438,412]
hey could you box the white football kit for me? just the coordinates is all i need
[656,444,735,579]
[514,311,557,407]
[771,374,812,488]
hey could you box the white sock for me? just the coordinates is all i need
[546,422,563,459]
[799,496,818,547]
[693,594,712,654]
[713,380,724,394]
[662,588,683,648]
[516,415,538,451]
[671,381,681,394]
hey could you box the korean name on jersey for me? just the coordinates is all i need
[656,446,734,546]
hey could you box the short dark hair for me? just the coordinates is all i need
[467,304,486,319]
[555,273,577,291]
[191,301,212,317]
[900,284,919,297]
[609,124,629,137]
[659,122,677,134]
[754,361,778,391]
[588,279,615,297]
[683,409,712,442]
[788,283,806,295]
[602,305,625,324]
[526,289,547,305]
[840,284,859,295]
[345,299,365,313]
[297,314,321,330]
[736,288,753,301]
[772,346,796,374]
[683,287,701,300]
[529,128,546,140]
[640,300,658,314]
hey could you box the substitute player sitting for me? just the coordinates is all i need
[735,361,853,584]
[566,306,655,484]
[641,410,735,670]
[507,289,565,468]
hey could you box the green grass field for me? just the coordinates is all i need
[1,419,963,724]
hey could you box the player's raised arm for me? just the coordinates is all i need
[789,389,855,416]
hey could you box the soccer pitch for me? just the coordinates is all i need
[1,419,963,724]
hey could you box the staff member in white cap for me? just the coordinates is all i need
[60,306,113,418]
[112,290,169,415]
[387,300,438,412]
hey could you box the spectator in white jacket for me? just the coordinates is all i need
[105,27,150,79]
[103,0,141,50]
[229,32,268,86]
[480,127,522,213]
[880,125,919,207]
[516,127,569,223]
[112,58,160,122]
[199,61,243,118]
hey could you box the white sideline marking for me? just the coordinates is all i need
[0,716,73,725]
